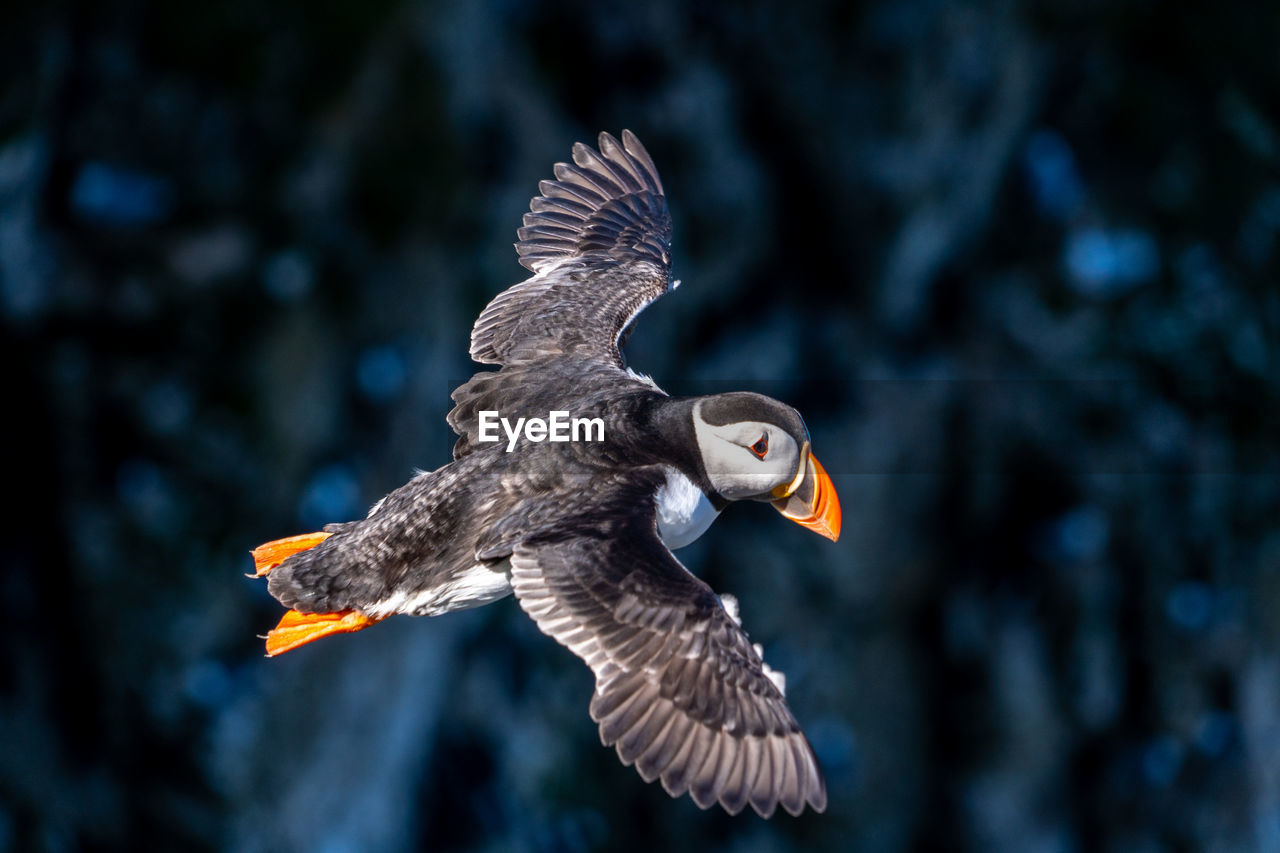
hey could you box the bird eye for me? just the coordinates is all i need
[749,434,769,459]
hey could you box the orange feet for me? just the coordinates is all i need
[249,532,331,577]
[264,609,382,656]
[251,531,377,655]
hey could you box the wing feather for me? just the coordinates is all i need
[689,734,727,809]
[505,474,826,818]
[469,130,673,368]
[718,740,751,815]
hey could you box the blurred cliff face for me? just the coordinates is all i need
[3,0,1277,850]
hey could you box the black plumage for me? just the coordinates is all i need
[257,131,835,818]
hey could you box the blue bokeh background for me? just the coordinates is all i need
[3,1,1278,850]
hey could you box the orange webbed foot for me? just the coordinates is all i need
[264,609,381,656]
[249,532,331,577]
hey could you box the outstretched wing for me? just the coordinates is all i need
[501,474,827,818]
[469,130,673,368]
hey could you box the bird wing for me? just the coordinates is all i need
[469,130,673,368]
[496,471,827,818]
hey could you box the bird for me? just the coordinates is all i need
[251,130,841,818]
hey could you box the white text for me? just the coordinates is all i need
[476,410,605,452]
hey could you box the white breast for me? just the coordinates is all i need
[655,467,720,549]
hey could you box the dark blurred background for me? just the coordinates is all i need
[4,0,1279,850]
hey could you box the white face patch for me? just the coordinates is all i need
[691,401,802,500]
[655,467,720,549]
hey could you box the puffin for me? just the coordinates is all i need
[251,130,841,818]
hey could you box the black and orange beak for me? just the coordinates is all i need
[770,445,841,542]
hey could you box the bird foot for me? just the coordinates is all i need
[249,532,331,577]
[264,609,380,656]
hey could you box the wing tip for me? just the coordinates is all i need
[618,129,665,196]
[513,129,669,269]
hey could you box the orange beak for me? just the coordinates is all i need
[771,448,841,542]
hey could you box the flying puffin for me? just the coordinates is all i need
[251,130,842,818]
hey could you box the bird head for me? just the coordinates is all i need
[691,393,841,541]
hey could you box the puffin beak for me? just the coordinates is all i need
[771,447,841,542]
